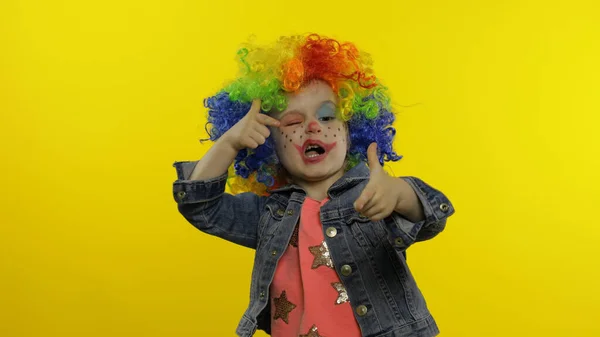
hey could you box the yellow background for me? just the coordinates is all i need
[2,0,599,336]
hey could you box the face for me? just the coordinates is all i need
[270,80,348,184]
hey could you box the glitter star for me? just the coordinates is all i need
[308,241,334,269]
[331,282,349,305]
[289,224,299,247]
[273,290,296,324]
[299,324,325,337]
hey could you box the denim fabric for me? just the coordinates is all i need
[172,161,455,337]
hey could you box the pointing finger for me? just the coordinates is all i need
[354,188,374,212]
[360,192,380,215]
[257,113,281,127]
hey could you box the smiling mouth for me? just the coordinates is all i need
[293,139,337,164]
[304,144,326,158]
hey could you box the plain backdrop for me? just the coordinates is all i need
[1,0,599,336]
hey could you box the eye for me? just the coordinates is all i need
[316,102,337,122]
[319,116,336,122]
[280,112,304,127]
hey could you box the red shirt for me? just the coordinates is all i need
[269,197,362,337]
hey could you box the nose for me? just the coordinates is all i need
[306,120,322,134]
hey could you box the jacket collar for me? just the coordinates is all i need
[266,161,370,198]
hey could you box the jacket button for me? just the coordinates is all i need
[440,203,450,212]
[341,264,352,276]
[259,291,265,300]
[176,191,186,199]
[276,209,285,216]
[358,214,368,219]
[356,305,368,316]
[394,237,404,247]
[286,209,294,216]
[271,250,277,256]
[326,227,337,238]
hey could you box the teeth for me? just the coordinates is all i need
[304,143,324,159]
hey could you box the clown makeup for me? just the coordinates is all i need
[269,80,349,186]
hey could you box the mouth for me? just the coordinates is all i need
[304,143,326,158]
[294,139,337,164]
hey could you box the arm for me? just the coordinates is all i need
[402,177,454,242]
[388,177,455,249]
[188,133,240,181]
[172,99,280,249]
[173,157,265,250]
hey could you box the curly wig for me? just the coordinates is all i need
[202,34,402,195]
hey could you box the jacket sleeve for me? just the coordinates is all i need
[387,176,455,250]
[172,160,266,250]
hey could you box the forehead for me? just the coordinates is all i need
[272,80,337,118]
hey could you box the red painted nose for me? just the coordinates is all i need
[307,121,321,133]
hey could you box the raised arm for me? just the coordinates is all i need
[172,99,281,249]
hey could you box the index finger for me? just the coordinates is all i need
[354,187,375,212]
[257,113,281,127]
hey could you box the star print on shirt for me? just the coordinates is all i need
[289,224,299,247]
[273,290,296,324]
[331,282,349,305]
[299,324,325,337]
[308,241,334,269]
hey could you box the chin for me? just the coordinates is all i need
[294,159,345,182]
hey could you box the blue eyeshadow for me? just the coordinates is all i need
[316,102,336,118]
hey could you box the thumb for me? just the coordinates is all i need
[248,99,262,115]
[366,142,381,171]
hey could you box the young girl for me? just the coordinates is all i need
[172,34,454,337]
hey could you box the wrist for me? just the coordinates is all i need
[218,134,241,152]
[395,178,425,222]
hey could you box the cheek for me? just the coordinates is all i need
[277,126,305,150]
[324,124,348,145]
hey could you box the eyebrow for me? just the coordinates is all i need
[280,100,337,117]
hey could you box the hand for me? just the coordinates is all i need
[222,99,281,151]
[353,143,419,221]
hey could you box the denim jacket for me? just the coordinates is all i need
[172,160,455,337]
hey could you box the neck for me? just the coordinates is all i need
[290,168,345,201]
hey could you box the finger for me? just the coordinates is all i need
[354,188,375,211]
[248,99,262,116]
[361,201,388,219]
[253,123,271,138]
[360,192,381,215]
[244,138,259,149]
[248,131,267,146]
[366,142,382,172]
[257,113,281,127]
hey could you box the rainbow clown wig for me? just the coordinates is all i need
[202,34,403,195]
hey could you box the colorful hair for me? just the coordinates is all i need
[202,34,403,195]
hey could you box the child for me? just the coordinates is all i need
[172,34,454,337]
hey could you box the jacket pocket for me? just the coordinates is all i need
[347,214,388,248]
[258,202,285,240]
